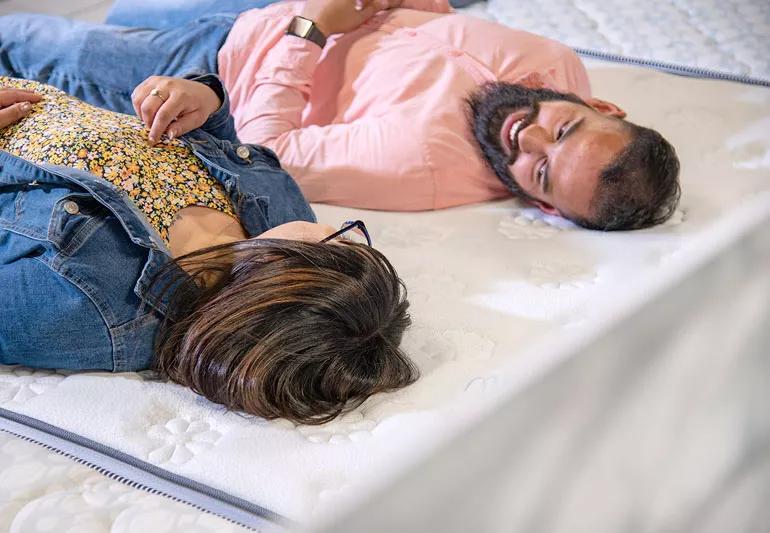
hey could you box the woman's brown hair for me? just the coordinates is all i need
[152,239,418,425]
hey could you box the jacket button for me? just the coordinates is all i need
[236,145,251,160]
[63,200,80,215]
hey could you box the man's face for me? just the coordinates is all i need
[470,84,630,220]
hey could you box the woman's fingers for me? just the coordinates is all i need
[132,78,183,144]
[140,91,169,140]
[164,110,205,140]
[0,101,33,129]
[0,88,42,108]
[148,96,186,145]
[131,78,155,122]
[132,76,170,127]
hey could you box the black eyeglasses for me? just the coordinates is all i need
[320,220,372,246]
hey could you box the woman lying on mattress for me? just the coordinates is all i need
[0,76,418,425]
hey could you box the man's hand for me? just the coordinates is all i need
[132,76,222,145]
[0,88,42,129]
[302,0,403,36]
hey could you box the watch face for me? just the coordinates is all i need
[292,17,313,37]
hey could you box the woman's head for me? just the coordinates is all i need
[154,233,417,425]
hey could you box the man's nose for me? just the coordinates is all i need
[518,124,551,154]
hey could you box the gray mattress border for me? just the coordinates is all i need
[574,47,770,88]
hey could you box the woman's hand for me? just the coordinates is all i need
[302,0,403,36]
[132,76,222,145]
[0,88,42,129]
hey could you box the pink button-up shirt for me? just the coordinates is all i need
[218,0,592,210]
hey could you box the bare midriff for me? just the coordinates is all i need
[167,206,248,258]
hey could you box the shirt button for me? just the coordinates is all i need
[236,145,251,160]
[63,200,80,215]
[448,50,463,58]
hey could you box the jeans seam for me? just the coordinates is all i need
[32,255,118,371]
[0,221,48,241]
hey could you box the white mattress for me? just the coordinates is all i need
[0,430,248,532]
[1,59,769,529]
[464,0,770,84]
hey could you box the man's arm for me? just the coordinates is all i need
[240,111,435,210]
[235,0,441,209]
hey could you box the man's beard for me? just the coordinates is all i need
[467,82,586,197]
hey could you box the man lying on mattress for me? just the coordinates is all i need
[0,0,681,231]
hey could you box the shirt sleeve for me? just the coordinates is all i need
[236,34,436,210]
[399,0,452,13]
[184,73,240,144]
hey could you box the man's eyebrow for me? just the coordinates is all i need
[544,116,585,194]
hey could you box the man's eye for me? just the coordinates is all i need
[538,161,547,181]
[557,124,568,140]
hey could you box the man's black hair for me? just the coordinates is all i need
[573,122,681,231]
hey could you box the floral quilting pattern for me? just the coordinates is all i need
[527,262,598,289]
[145,418,222,465]
[497,211,568,240]
[0,367,65,405]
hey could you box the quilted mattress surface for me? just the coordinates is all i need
[464,0,770,83]
[1,59,769,528]
[0,431,248,532]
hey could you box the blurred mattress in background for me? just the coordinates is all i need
[462,0,770,86]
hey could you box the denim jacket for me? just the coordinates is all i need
[0,75,315,372]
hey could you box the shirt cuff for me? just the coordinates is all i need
[183,73,237,141]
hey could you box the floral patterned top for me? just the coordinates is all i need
[0,77,235,244]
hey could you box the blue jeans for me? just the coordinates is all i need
[106,0,279,30]
[0,13,237,115]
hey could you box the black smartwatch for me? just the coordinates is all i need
[286,16,327,49]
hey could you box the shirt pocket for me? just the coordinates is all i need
[47,192,111,256]
[0,185,72,241]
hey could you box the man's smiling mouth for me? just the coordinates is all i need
[499,107,532,158]
[508,118,525,151]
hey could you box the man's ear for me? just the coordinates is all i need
[532,199,560,216]
[587,97,626,118]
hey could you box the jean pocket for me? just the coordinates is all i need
[47,192,110,256]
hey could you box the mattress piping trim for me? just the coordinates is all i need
[573,47,770,88]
